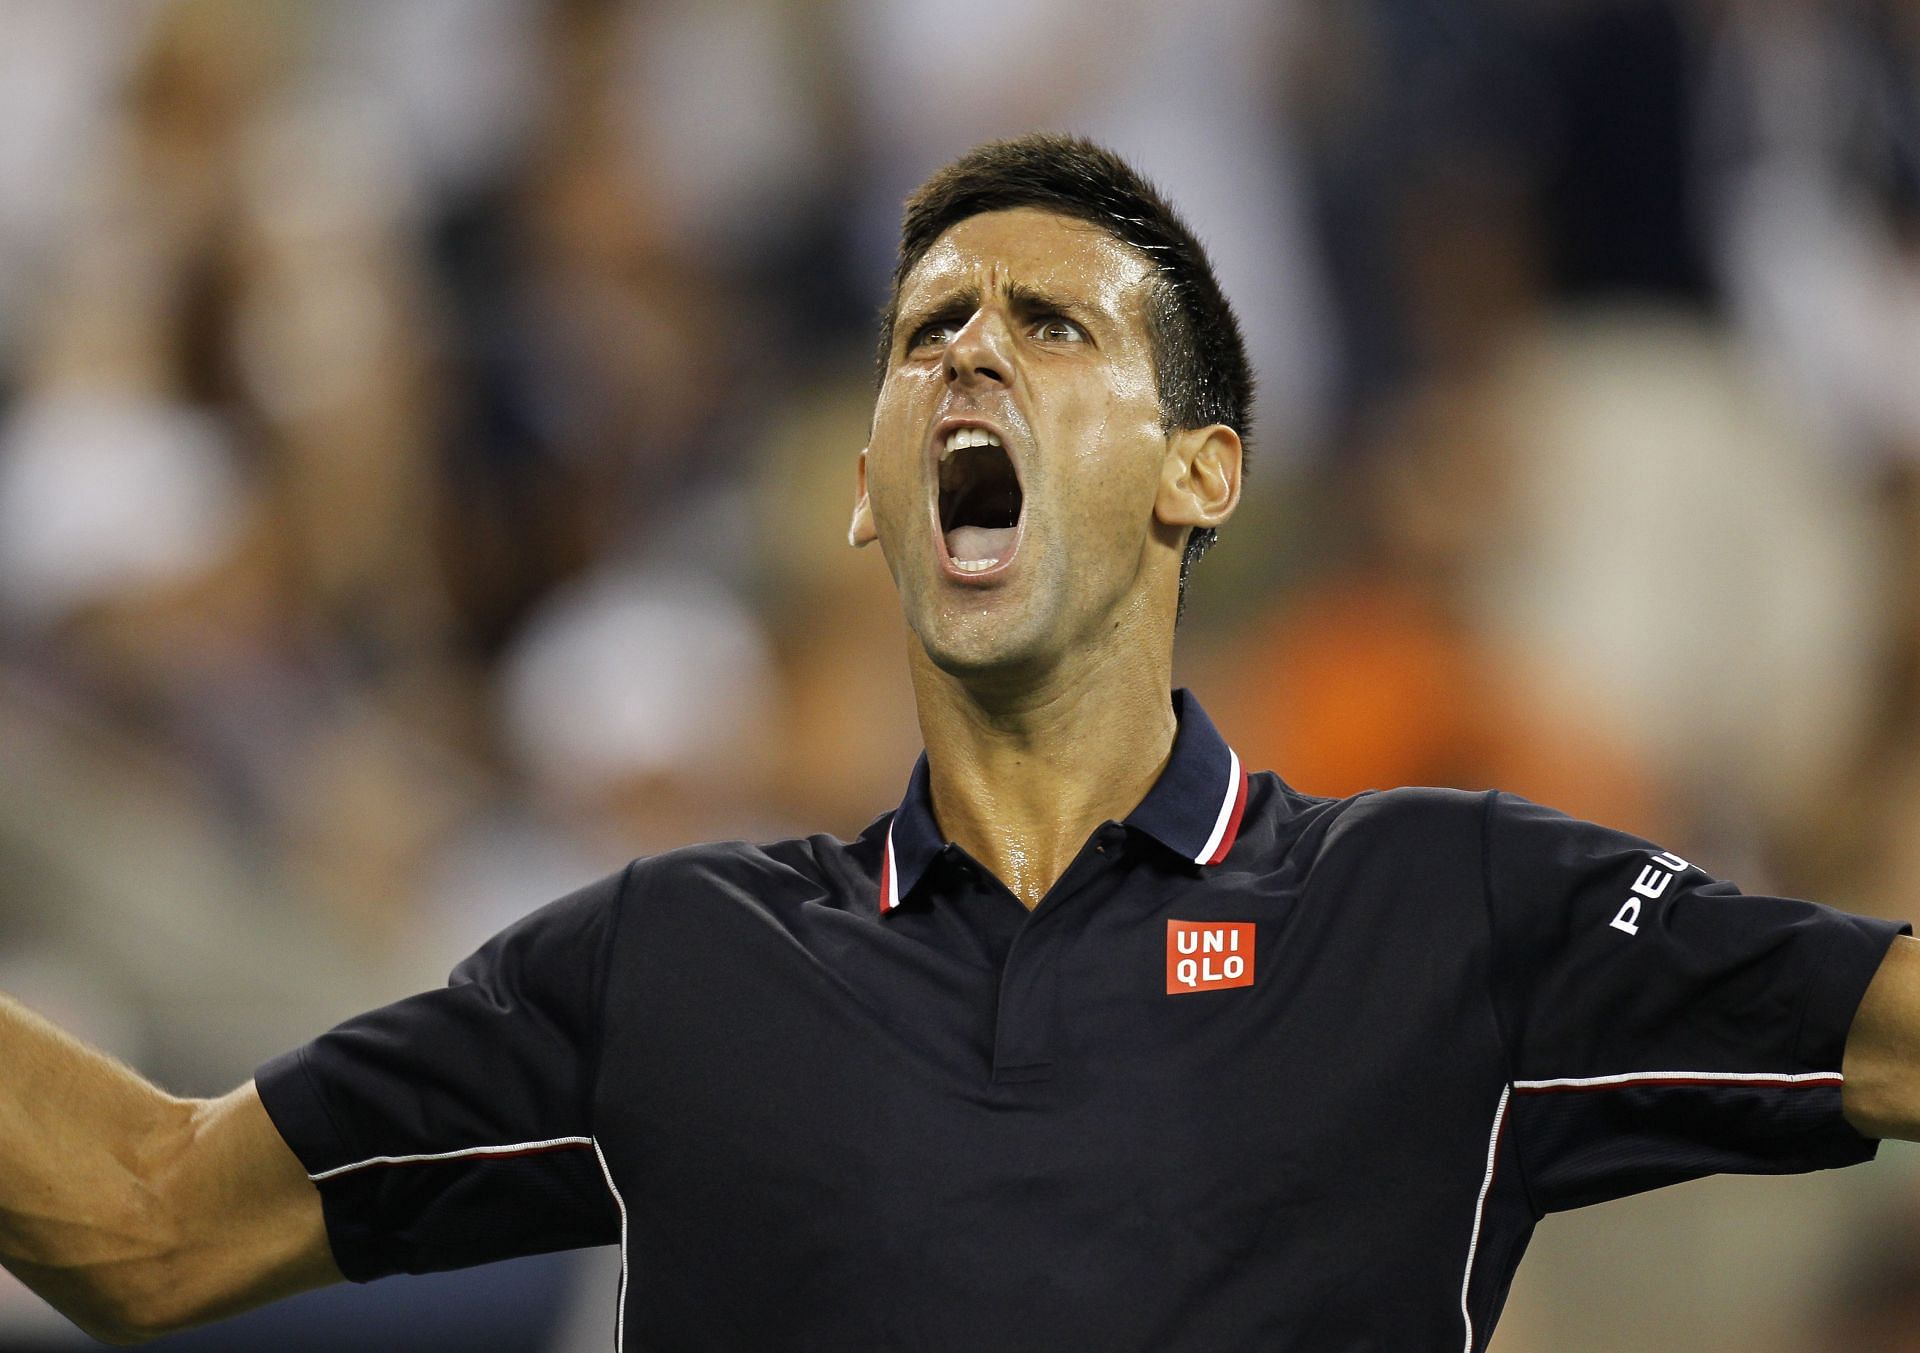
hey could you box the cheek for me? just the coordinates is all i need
[1046,393,1164,533]
[867,378,936,512]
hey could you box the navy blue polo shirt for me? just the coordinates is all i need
[256,690,1905,1351]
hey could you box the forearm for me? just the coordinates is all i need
[0,989,199,1340]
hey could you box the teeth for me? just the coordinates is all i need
[951,557,1000,573]
[942,426,1003,455]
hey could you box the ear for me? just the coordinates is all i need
[848,447,878,548]
[1154,424,1242,534]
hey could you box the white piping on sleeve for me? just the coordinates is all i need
[302,1131,628,1348]
[1454,1070,1842,1350]
[1193,748,1242,865]
[1514,1070,1844,1091]
[593,1137,629,1353]
[1459,1090,1505,1351]
[1458,1084,1510,1353]
[307,1135,595,1182]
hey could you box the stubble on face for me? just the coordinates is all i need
[865,209,1175,691]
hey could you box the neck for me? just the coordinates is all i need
[909,641,1178,910]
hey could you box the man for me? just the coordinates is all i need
[2,133,1918,1351]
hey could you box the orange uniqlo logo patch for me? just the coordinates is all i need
[1166,921,1256,994]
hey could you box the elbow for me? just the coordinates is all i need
[50,1161,219,1340]
[50,1286,180,1347]
[96,1314,201,1347]
[3,1221,200,1344]
[77,1314,166,1348]
[66,1253,216,1346]
[39,1252,199,1346]
[81,1317,191,1347]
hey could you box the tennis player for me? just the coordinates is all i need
[2,134,1916,1351]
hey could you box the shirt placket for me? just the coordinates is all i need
[988,823,1126,1085]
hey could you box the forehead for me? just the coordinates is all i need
[897,207,1157,326]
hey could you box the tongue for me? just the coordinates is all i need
[945,524,1017,564]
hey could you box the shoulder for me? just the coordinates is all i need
[1221,777,1493,901]
[459,833,855,969]
[1241,775,1491,855]
[623,827,881,916]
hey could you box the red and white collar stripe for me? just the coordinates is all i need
[881,826,901,913]
[1194,748,1249,866]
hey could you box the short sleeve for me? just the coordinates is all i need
[254,865,629,1280]
[1482,791,1908,1213]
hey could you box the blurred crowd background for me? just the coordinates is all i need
[1,0,1918,1349]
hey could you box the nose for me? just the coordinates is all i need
[945,309,1010,389]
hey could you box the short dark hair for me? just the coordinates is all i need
[878,133,1253,611]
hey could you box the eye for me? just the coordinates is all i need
[1032,316,1086,343]
[908,320,960,352]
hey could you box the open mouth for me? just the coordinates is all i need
[937,427,1023,573]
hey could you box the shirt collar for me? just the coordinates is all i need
[878,688,1250,915]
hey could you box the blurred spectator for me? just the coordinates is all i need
[0,394,246,631]
[1701,0,1920,467]
[1479,310,1887,864]
[0,1,159,367]
[498,565,783,849]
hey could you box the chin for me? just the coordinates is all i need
[912,601,1058,683]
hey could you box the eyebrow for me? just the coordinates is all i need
[896,287,981,349]
[1007,282,1096,324]
[895,281,1101,350]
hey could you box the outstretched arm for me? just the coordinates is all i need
[0,992,338,1344]
[1843,935,1920,1141]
